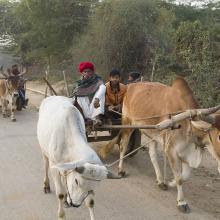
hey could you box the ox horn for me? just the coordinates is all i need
[0,65,7,77]
[197,105,220,116]
[198,115,216,125]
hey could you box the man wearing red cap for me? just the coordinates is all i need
[72,61,106,125]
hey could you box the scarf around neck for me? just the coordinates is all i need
[73,73,104,97]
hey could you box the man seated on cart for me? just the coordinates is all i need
[105,69,126,121]
[72,61,106,126]
[127,71,143,84]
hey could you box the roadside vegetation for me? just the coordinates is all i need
[0,0,220,106]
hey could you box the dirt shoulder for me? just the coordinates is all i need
[26,80,71,109]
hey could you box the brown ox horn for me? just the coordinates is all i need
[19,66,27,76]
[197,105,220,115]
[199,115,216,124]
[0,65,9,78]
[22,65,27,73]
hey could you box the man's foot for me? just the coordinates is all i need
[94,115,102,126]
[25,98,29,106]
[85,118,93,126]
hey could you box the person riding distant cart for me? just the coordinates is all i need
[9,64,28,109]
[72,62,106,126]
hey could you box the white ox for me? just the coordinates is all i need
[37,96,119,220]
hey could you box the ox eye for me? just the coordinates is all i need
[218,135,220,141]
[75,179,79,186]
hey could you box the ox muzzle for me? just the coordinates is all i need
[67,190,94,208]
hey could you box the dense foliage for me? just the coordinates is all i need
[0,0,220,106]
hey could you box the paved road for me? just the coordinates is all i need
[0,106,220,220]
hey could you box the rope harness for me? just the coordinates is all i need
[61,170,94,207]
[105,130,167,168]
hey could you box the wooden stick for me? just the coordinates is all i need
[43,77,57,96]
[26,88,49,96]
[63,70,70,97]
[99,124,157,129]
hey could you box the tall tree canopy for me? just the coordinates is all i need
[0,0,220,106]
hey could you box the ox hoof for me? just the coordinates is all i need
[118,171,127,178]
[11,118,16,122]
[158,182,168,191]
[43,186,51,194]
[64,201,71,208]
[178,204,190,213]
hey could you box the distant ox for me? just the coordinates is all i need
[0,66,25,121]
[101,76,220,213]
[37,96,120,220]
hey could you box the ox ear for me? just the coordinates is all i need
[52,160,86,172]
[75,163,108,181]
[75,163,121,180]
[191,120,212,132]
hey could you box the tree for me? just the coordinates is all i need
[175,20,219,106]
[1,0,98,66]
[72,0,175,79]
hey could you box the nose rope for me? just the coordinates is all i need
[63,175,73,206]
[62,172,92,207]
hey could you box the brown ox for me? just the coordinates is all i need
[0,75,21,121]
[101,76,220,213]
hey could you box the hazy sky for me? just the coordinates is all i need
[174,0,219,6]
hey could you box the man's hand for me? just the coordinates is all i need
[93,98,100,108]
[108,105,114,112]
[114,104,122,112]
[108,104,121,112]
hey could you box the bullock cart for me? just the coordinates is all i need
[42,78,220,214]
[40,78,220,152]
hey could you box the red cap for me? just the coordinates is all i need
[78,62,95,73]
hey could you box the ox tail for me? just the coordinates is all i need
[98,131,122,159]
